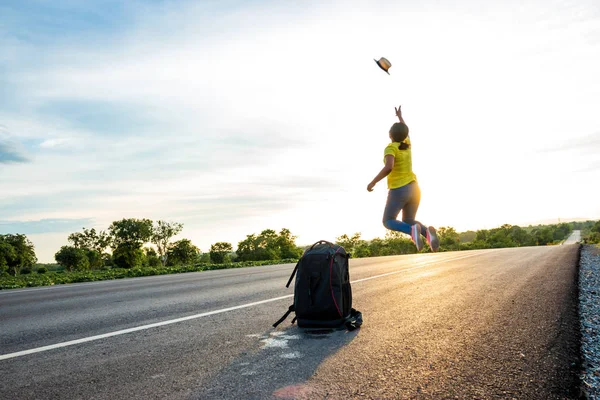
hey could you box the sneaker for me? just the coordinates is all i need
[411,223,424,251]
[426,226,440,252]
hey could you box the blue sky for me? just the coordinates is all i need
[1,0,599,262]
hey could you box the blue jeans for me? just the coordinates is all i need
[382,181,427,236]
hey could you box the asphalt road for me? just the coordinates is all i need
[0,245,581,399]
[564,230,581,245]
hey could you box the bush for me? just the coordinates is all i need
[197,253,211,263]
[585,232,600,244]
[209,242,232,264]
[47,264,64,272]
[146,255,161,268]
[55,246,90,271]
[103,253,114,268]
[0,234,37,276]
[20,267,32,275]
[353,246,371,258]
[36,266,48,274]
[167,239,200,266]
[143,247,162,268]
[85,249,104,269]
[112,245,144,269]
[0,258,299,289]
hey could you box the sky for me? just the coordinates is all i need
[1,0,599,262]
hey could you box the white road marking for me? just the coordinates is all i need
[0,250,497,361]
[280,352,302,359]
[0,295,292,361]
[261,332,300,349]
[261,338,290,349]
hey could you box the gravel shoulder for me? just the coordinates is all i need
[579,244,600,399]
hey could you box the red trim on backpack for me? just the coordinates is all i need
[329,247,343,318]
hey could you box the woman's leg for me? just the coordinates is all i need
[401,182,427,237]
[382,185,412,234]
[401,182,440,251]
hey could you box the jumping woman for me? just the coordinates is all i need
[367,105,440,252]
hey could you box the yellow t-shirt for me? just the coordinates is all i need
[383,138,417,189]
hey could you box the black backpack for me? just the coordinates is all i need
[273,240,362,330]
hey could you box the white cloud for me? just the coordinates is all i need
[39,137,72,148]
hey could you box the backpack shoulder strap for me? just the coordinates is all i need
[285,260,301,288]
[273,304,295,328]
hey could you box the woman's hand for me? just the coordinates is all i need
[395,105,404,123]
[367,181,376,192]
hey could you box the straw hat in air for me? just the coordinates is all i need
[374,57,392,74]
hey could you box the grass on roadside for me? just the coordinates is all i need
[0,259,298,290]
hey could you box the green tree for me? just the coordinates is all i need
[487,224,515,248]
[151,220,183,267]
[367,237,388,257]
[210,242,233,264]
[102,253,114,268]
[508,225,532,246]
[0,240,17,275]
[251,229,279,260]
[585,231,600,244]
[143,247,161,268]
[112,244,144,269]
[475,229,489,242]
[552,223,572,241]
[0,234,37,276]
[353,243,372,258]
[463,228,491,250]
[580,220,600,244]
[335,233,363,255]
[197,252,211,263]
[437,226,460,251]
[236,229,301,261]
[68,228,111,254]
[109,218,153,249]
[532,227,553,245]
[383,230,416,255]
[459,230,477,243]
[167,239,199,266]
[85,249,104,270]
[276,228,303,259]
[55,246,90,272]
[236,234,259,261]
[68,228,111,269]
